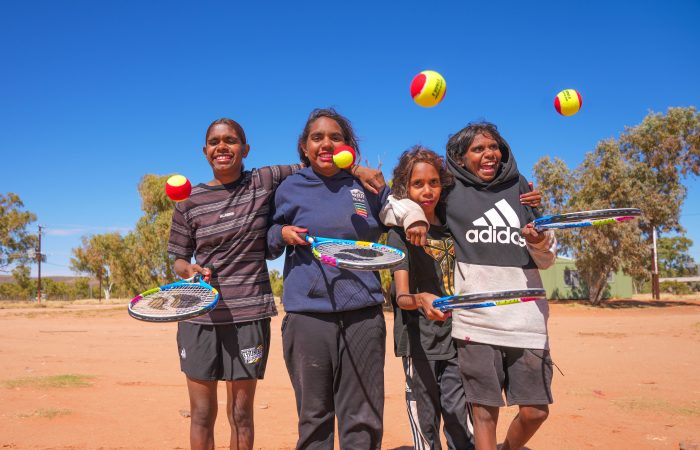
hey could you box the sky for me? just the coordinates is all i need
[2,0,699,278]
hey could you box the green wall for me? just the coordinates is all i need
[539,258,634,300]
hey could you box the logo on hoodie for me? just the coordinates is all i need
[467,199,526,247]
[350,189,368,217]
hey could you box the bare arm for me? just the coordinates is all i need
[393,269,447,321]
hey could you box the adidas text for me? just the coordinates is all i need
[465,227,526,247]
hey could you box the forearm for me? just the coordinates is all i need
[527,230,557,269]
[174,258,194,278]
[396,291,420,310]
[266,223,287,259]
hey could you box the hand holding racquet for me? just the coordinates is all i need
[128,274,219,322]
[303,233,405,270]
[533,208,641,231]
[432,288,547,312]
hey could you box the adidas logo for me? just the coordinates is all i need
[467,199,526,247]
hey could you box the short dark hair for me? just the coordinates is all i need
[297,108,360,166]
[446,121,509,163]
[391,145,454,202]
[205,118,247,145]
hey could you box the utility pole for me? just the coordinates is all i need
[651,227,660,300]
[36,225,42,303]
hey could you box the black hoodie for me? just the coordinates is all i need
[445,141,539,269]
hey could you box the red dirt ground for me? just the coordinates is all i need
[0,297,699,449]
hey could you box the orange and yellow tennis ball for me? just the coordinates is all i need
[410,70,447,108]
[165,174,192,202]
[554,89,583,116]
[333,145,356,169]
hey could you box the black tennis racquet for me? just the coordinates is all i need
[533,208,641,231]
[301,233,405,271]
[128,274,219,322]
[432,288,547,311]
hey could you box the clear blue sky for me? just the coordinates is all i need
[2,0,699,277]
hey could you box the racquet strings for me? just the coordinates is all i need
[133,284,216,319]
[314,241,403,266]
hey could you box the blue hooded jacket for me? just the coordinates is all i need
[267,167,389,313]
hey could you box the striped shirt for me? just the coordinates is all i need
[168,165,301,324]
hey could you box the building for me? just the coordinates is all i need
[539,257,635,300]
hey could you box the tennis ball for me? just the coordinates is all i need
[165,174,192,202]
[410,70,447,108]
[333,145,356,169]
[554,89,583,116]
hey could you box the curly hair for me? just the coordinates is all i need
[205,118,247,145]
[391,146,454,202]
[446,121,509,163]
[297,108,360,166]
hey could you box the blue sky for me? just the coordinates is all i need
[2,0,699,277]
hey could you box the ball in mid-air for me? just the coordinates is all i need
[554,89,583,116]
[333,145,356,169]
[410,70,446,108]
[165,175,192,202]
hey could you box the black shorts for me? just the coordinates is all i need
[176,318,271,381]
[456,340,553,407]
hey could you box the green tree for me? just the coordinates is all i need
[657,236,696,278]
[11,264,34,299]
[269,269,284,298]
[70,233,125,300]
[619,107,700,296]
[0,193,38,271]
[534,140,647,304]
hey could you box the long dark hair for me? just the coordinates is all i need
[297,108,360,166]
[446,121,509,163]
[391,145,454,203]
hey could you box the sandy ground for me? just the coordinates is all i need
[0,298,699,450]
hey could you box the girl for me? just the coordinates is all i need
[266,108,425,450]
[386,146,474,450]
[167,118,384,450]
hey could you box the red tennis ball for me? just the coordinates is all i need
[410,70,447,108]
[333,145,356,169]
[165,175,192,202]
[554,89,583,116]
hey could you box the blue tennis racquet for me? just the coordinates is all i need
[432,288,547,311]
[128,274,219,322]
[301,234,405,271]
[533,208,641,231]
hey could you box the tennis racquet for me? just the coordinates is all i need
[533,208,641,231]
[301,233,405,271]
[128,274,219,322]
[432,288,547,311]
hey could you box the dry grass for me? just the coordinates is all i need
[17,408,72,419]
[613,398,700,417]
[1,374,95,389]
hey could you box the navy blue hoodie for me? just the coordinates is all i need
[267,167,390,313]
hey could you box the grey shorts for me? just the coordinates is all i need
[456,340,553,407]
[176,319,271,381]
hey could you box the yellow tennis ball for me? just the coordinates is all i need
[554,89,583,116]
[410,70,447,108]
[333,145,356,169]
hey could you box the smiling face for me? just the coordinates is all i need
[203,123,250,181]
[407,162,442,223]
[462,133,502,182]
[301,116,345,177]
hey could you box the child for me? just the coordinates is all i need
[266,108,426,450]
[386,146,475,450]
[167,117,384,450]
[444,122,556,450]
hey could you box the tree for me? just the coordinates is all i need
[70,233,125,300]
[619,107,700,297]
[0,193,37,271]
[269,269,284,298]
[657,236,697,278]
